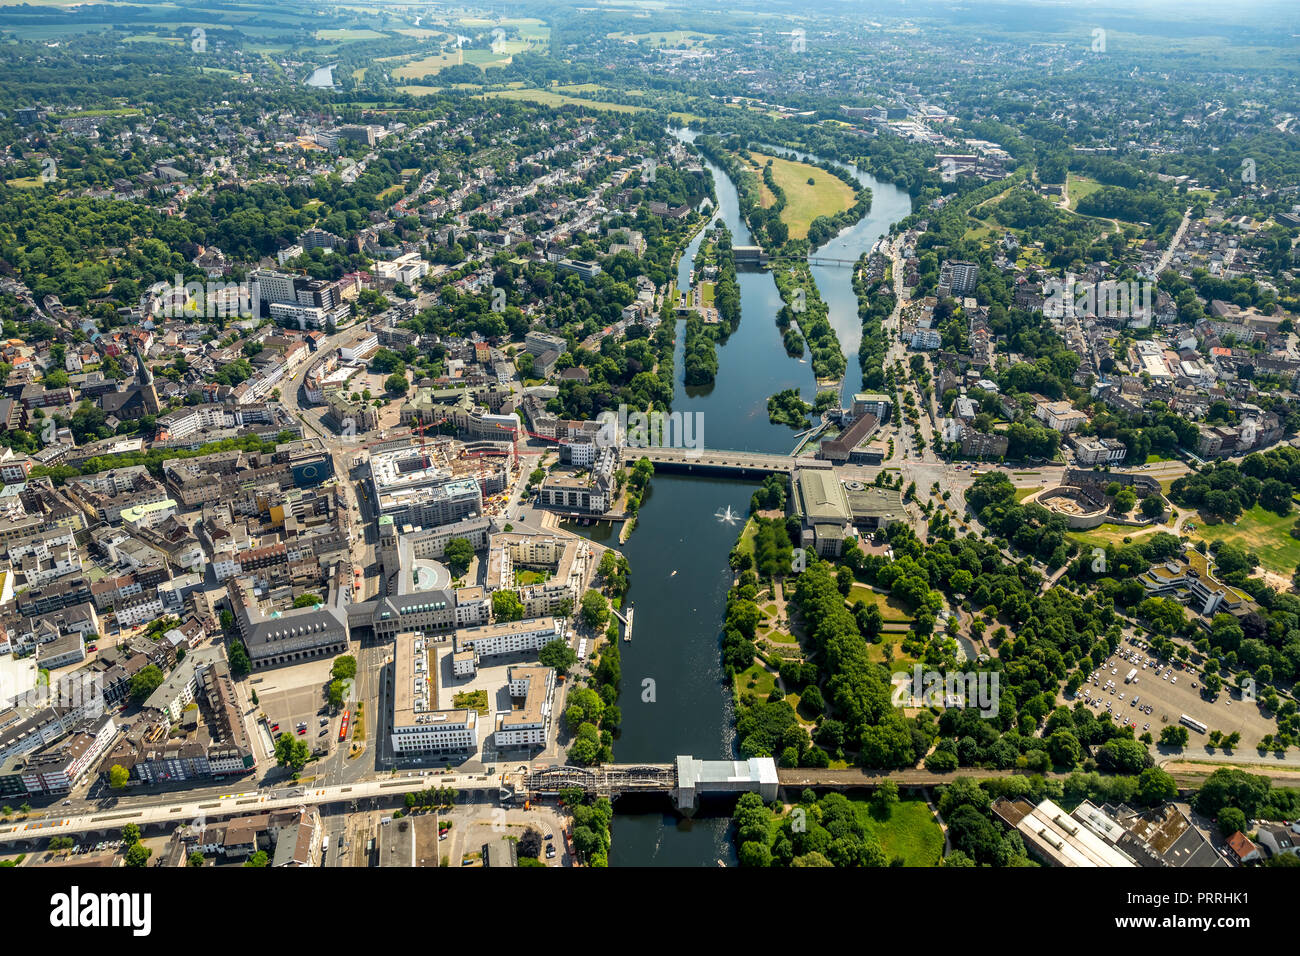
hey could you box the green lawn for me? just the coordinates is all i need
[846,584,912,621]
[1067,522,1163,550]
[743,150,858,240]
[736,517,759,559]
[1192,504,1300,576]
[480,88,644,113]
[854,799,945,866]
[867,631,918,675]
[757,624,799,645]
[737,662,777,699]
[1065,173,1103,211]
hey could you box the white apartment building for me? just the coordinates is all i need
[375,252,429,286]
[390,632,478,755]
[114,592,166,628]
[495,665,555,749]
[339,331,379,363]
[455,617,563,659]
[250,269,297,305]
[1035,400,1089,433]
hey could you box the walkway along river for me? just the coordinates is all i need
[578,130,912,865]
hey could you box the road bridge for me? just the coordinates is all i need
[5,759,1280,846]
[624,445,829,478]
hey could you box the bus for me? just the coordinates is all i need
[1179,714,1208,734]
[338,710,351,742]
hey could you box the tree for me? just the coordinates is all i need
[274,733,310,772]
[1159,725,1189,749]
[331,655,357,682]
[228,638,251,678]
[538,638,578,675]
[444,538,475,577]
[327,679,347,710]
[871,780,899,819]
[1217,807,1247,839]
[580,590,609,629]
[738,841,773,867]
[492,589,525,622]
[1136,768,1178,805]
[385,372,409,395]
[564,688,605,730]
[121,823,140,844]
[109,764,130,790]
[1047,730,1082,768]
[124,842,152,868]
[129,665,165,704]
[243,850,269,867]
[187,851,205,867]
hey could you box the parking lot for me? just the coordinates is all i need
[438,800,572,868]
[249,657,337,759]
[1067,634,1277,748]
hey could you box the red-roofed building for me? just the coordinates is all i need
[1225,831,1260,864]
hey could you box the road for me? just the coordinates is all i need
[1154,207,1193,275]
[0,771,507,846]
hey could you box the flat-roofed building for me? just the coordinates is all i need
[495,665,555,749]
[1139,548,1256,618]
[790,468,853,557]
[456,617,563,659]
[993,797,1136,867]
[844,485,905,531]
[390,631,477,755]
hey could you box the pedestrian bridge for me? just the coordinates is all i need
[523,756,779,811]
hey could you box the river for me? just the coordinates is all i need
[592,129,911,865]
[306,65,337,89]
[755,143,914,406]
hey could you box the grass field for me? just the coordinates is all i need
[854,799,945,866]
[846,584,912,621]
[740,150,857,240]
[394,28,449,40]
[608,30,715,47]
[737,661,777,699]
[479,88,643,113]
[391,48,514,80]
[1066,522,1162,550]
[1192,504,1300,576]
[1065,173,1103,211]
[315,28,387,41]
[867,631,918,675]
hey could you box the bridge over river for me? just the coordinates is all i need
[0,759,1275,845]
[623,445,830,478]
[523,756,778,811]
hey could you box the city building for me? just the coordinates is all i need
[390,631,478,755]
[494,665,555,749]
